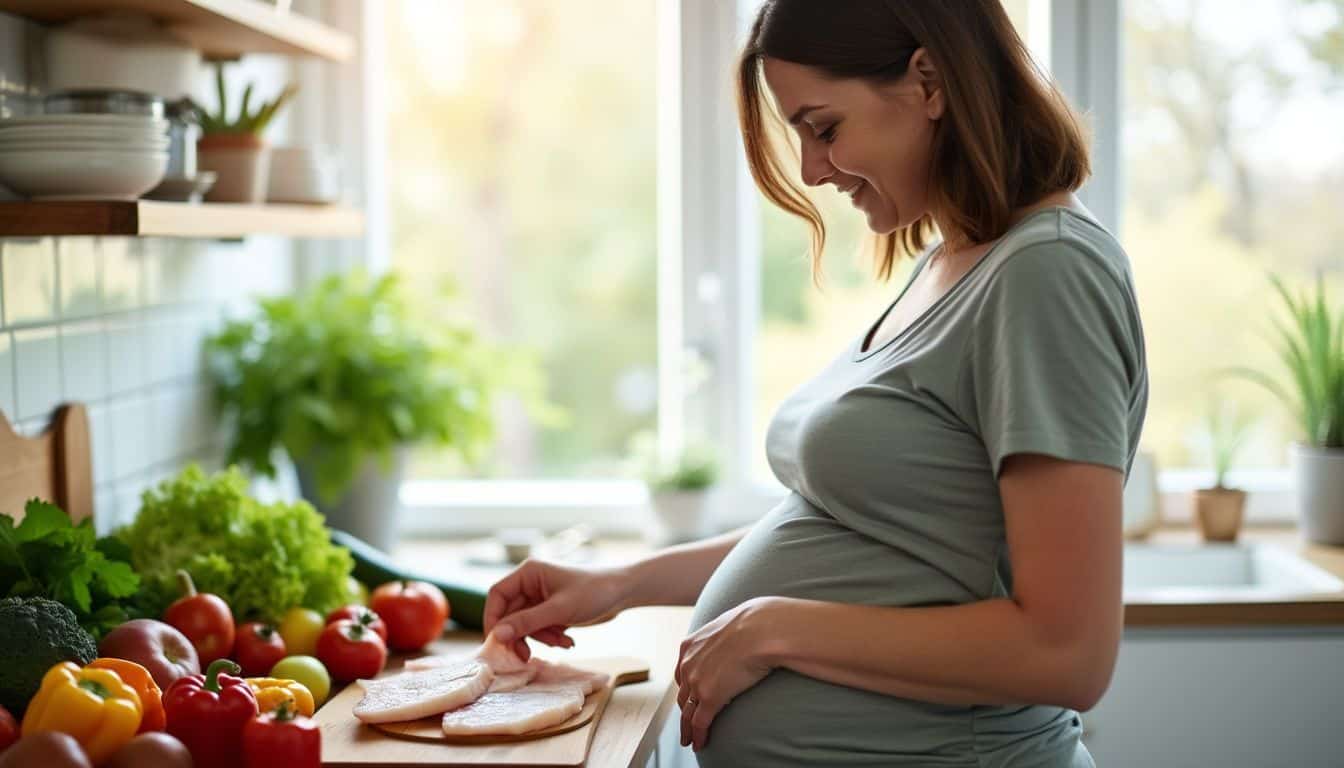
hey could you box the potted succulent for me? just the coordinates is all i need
[632,432,720,545]
[204,271,561,551]
[1230,274,1344,545]
[1191,399,1255,542]
[186,62,297,202]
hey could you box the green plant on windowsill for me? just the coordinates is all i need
[1196,398,1256,492]
[1190,397,1256,542]
[629,431,719,494]
[1226,273,1344,450]
[204,270,566,506]
[1223,272,1344,544]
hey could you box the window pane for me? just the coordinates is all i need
[385,1,658,479]
[1122,0,1344,469]
[748,2,1051,481]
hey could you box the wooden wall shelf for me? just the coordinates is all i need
[0,200,365,238]
[0,0,354,61]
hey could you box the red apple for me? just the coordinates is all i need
[98,619,201,689]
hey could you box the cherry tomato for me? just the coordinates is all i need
[370,581,449,652]
[163,570,235,665]
[233,622,288,677]
[315,619,387,682]
[324,605,388,645]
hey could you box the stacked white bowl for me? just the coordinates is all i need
[0,100,170,201]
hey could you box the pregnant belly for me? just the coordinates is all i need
[687,494,1087,767]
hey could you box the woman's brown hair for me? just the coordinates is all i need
[738,0,1091,282]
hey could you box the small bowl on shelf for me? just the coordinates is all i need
[144,172,217,203]
[0,148,167,201]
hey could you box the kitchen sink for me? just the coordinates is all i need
[1122,542,1344,602]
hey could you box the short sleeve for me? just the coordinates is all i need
[959,242,1141,478]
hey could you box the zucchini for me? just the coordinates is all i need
[330,529,488,631]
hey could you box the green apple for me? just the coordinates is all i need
[346,576,371,606]
[270,655,332,707]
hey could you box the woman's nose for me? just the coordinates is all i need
[800,142,834,187]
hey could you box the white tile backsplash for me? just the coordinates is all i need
[12,326,60,420]
[59,238,101,319]
[88,403,113,486]
[0,331,13,420]
[104,314,148,395]
[101,238,141,311]
[2,238,58,325]
[108,395,152,481]
[60,319,106,402]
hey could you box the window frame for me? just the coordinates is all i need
[354,0,1294,534]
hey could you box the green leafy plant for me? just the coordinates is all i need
[186,62,297,136]
[1196,399,1256,489]
[205,270,563,503]
[0,500,141,640]
[629,431,719,493]
[117,465,354,622]
[1227,274,1344,449]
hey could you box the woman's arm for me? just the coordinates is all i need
[758,455,1124,712]
[615,525,753,609]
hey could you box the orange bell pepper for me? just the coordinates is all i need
[87,658,166,733]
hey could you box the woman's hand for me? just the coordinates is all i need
[676,596,785,752]
[482,559,630,661]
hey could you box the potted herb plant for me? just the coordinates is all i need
[186,62,297,202]
[1191,399,1255,542]
[632,433,720,545]
[1230,274,1344,545]
[204,271,560,551]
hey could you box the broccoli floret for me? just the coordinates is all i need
[0,597,98,715]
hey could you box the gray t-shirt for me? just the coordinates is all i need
[688,207,1148,767]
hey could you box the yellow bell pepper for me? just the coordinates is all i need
[245,678,315,718]
[22,661,143,765]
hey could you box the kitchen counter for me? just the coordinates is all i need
[1123,523,1344,627]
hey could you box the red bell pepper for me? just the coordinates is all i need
[243,701,321,768]
[163,658,259,768]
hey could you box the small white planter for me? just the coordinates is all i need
[296,446,409,553]
[648,490,711,546]
[1291,443,1344,545]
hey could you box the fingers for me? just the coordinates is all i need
[690,702,717,751]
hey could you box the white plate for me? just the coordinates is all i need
[0,148,167,200]
[0,114,169,130]
[0,136,170,149]
[0,126,168,142]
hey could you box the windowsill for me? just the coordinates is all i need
[398,467,1300,535]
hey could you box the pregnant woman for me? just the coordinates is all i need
[484,1,1148,765]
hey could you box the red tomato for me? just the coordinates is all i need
[315,619,387,682]
[324,605,388,645]
[0,704,17,752]
[233,623,288,677]
[369,581,449,652]
[163,570,235,666]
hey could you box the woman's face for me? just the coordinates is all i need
[761,52,944,234]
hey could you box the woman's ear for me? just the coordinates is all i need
[909,48,945,120]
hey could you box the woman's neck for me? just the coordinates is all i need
[935,190,1081,257]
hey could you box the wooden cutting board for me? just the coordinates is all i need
[314,655,650,767]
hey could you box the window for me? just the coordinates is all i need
[1121,0,1344,472]
[747,0,1053,481]
[384,0,659,480]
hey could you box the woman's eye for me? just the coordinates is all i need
[817,125,838,144]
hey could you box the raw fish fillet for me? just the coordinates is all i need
[441,683,586,736]
[527,658,611,695]
[352,660,494,724]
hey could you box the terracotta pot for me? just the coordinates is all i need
[1193,487,1247,542]
[197,133,270,203]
